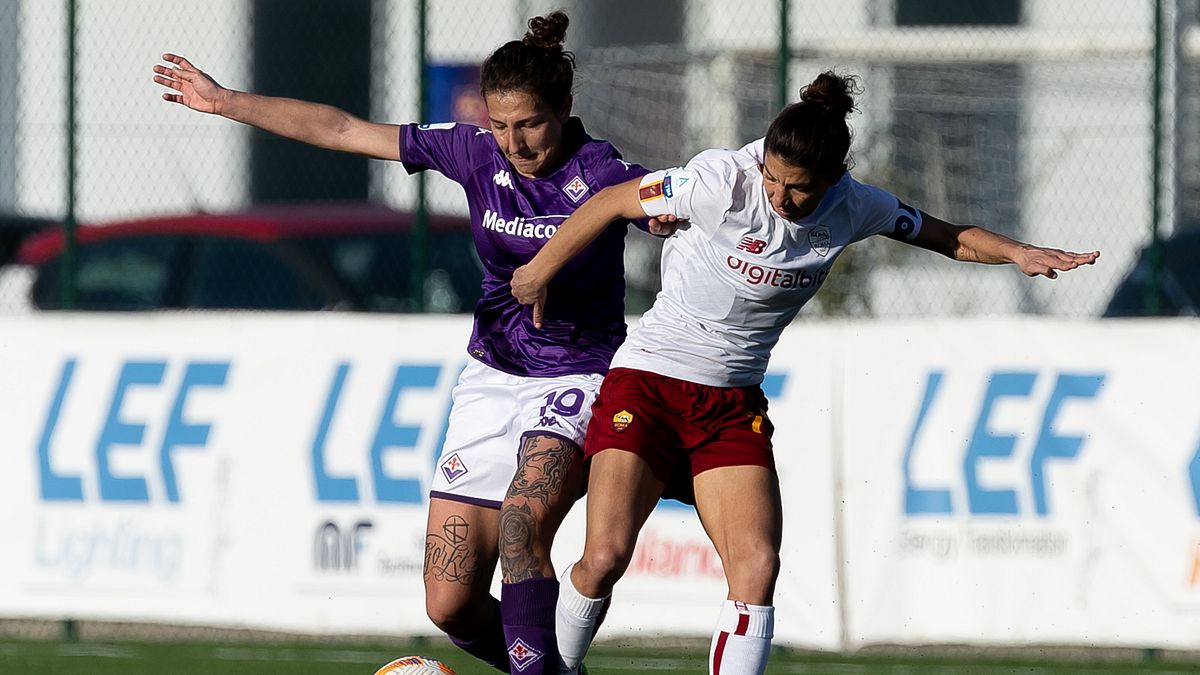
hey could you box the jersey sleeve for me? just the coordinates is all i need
[738,137,766,163]
[847,181,924,243]
[398,122,489,184]
[636,150,737,236]
[588,148,654,232]
[590,148,648,189]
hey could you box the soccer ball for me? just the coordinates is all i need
[373,655,457,675]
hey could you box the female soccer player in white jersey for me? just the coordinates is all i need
[510,71,1099,674]
[154,12,678,675]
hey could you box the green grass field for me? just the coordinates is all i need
[3,638,1199,675]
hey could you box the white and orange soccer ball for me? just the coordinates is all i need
[372,655,457,675]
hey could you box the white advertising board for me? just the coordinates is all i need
[837,319,1200,648]
[2,314,1196,651]
[0,314,838,647]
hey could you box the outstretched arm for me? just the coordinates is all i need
[910,212,1099,279]
[511,178,646,327]
[153,53,401,160]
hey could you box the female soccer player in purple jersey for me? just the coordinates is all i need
[155,12,672,674]
[511,72,1099,675]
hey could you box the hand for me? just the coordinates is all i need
[648,214,685,236]
[153,53,227,114]
[1014,246,1100,279]
[511,264,549,328]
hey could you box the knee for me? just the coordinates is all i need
[723,544,780,600]
[577,540,636,592]
[424,589,480,636]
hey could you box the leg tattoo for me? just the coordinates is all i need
[508,435,577,508]
[500,502,541,583]
[425,514,478,585]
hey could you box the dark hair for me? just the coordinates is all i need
[764,71,861,179]
[480,11,576,110]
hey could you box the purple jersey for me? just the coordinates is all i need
[399,118,648,377]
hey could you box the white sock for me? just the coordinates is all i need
[555,563,607,672]
[708,600,774,675]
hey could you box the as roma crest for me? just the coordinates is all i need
[809,225,830,256]
[612,410,633,432]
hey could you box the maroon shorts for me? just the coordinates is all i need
[584,367,776,504]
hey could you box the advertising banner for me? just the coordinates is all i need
[0,314,840,647]
[838,319,1200,648]
[3,315,1196,650]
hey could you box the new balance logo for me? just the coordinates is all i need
[736,236,767,254]
[494,170,514,189]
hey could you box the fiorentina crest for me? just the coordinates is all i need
[440,453,468,483]
[507,638,544,671]
[562,175,589,202]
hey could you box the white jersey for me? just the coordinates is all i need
[613,138,923,387]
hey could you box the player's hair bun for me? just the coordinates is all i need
[800,71,860,119]
[524,10,569,51]
[481,10,575,109]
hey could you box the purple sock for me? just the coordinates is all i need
[448,596,511,673]
[501,578,561,674]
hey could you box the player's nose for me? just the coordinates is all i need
[505,130,525,154]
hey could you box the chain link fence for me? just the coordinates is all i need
[0,0,1194,317]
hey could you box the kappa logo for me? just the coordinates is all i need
[475,127,492,136]
[736,236,767,254]
[563,175,589,202]
[440,453,468,483]
[507,638,544,672]
[493,170,514,189]
[612,409,633,432]
[417,122,457,130]
[809,225,831,256]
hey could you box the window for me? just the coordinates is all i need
[187,237,325,310]
[303,231,483,313]
[33,236,181,310]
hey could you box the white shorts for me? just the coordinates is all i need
[429,358,603,508]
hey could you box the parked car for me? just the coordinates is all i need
[1103,227,1200,317]
[14,203,482,312]
[0,212,58,313]
[0,212,57,266]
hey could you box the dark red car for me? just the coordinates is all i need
[16,203,482,312]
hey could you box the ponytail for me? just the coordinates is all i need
[764,71,861,177]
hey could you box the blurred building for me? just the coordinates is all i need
[0,0,1193,317]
